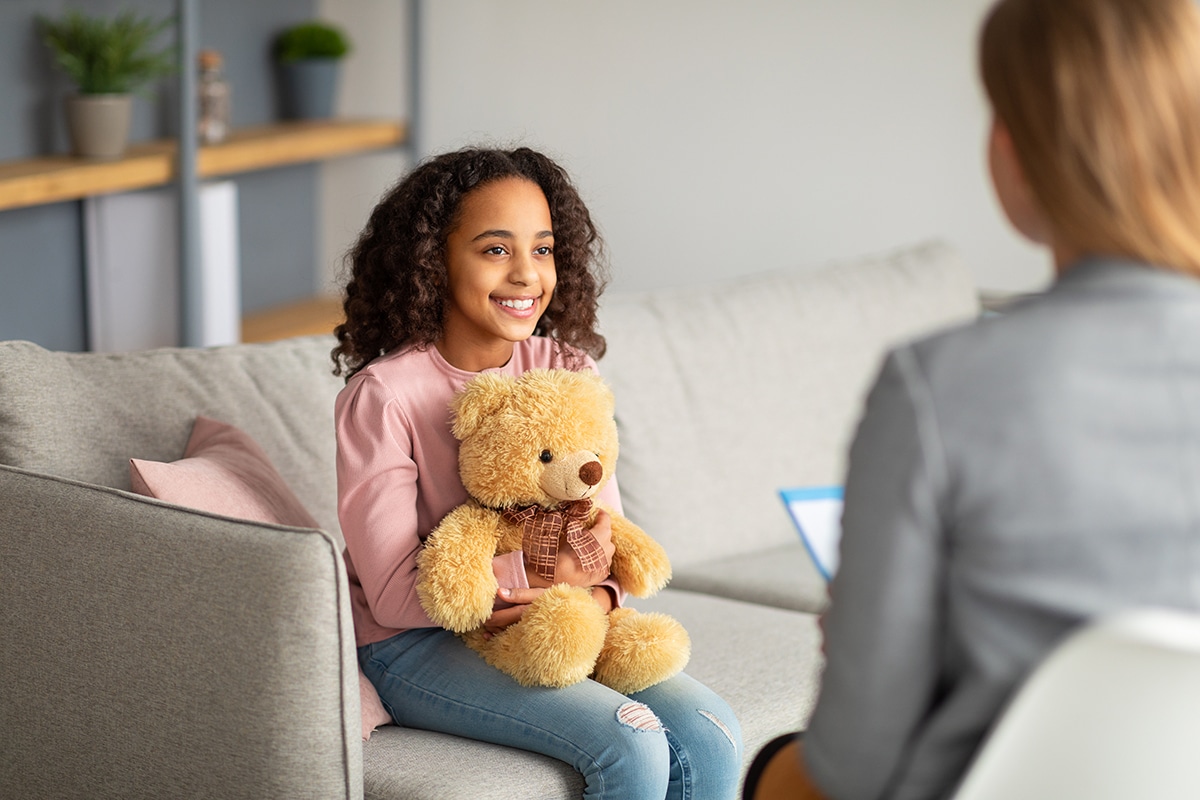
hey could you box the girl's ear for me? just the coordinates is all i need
[450,374,516,440]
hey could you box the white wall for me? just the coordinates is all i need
[323,0,1052,295]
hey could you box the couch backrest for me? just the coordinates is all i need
[0,336,345,541]
[596,240,979,568]
[1,241,977,570]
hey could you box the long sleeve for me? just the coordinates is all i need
[336,372,439,633]
[802,347,950,799]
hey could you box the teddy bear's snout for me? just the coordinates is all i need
[579,460,603,487]
[538,449,606,501]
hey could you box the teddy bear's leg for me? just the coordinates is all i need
[591,608,692,695]
[463,584,609,688]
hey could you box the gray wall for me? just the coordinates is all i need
[5,1,1053,352]
[420,0,1048,295]
[0,0,323,350]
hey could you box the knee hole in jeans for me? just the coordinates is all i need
[616,701,664,732]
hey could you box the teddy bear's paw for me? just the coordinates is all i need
[415,564,497,633]
[609,541,673,598]
[474,584,609,688]
[592,608,691,695]
[416,508,504,632]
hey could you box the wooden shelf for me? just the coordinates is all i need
[241,295,344,344]
[0,118,406,211]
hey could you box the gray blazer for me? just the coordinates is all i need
[803,256,1200,800]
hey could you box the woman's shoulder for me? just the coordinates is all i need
[911,257,1200,378]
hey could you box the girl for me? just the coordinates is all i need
[746,0,1200,797]
[332,147,743,799]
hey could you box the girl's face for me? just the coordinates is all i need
[438,177,557,371]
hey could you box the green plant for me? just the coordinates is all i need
[37,10,175,95]
[274,21,351,62]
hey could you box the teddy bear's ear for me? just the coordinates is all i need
[450,373,517,440]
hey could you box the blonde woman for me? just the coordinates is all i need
[746,0,1200,797]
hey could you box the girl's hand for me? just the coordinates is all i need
[524,508,616,589]
[484,587,545,636]
[590,585,615,614]
[485,585,614,638]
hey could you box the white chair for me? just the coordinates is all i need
[953,608,1200,800]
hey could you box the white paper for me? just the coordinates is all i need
[779,486,844,581]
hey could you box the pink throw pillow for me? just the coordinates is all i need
[129,415,393,740]
[130,415,320,528]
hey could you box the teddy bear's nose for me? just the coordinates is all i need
[579,460,603,487]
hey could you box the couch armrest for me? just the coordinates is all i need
[0,465,362,800]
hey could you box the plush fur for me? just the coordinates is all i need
[417,368,690,693]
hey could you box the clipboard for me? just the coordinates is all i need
[779,486,844,581]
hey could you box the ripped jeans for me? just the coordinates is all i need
[359,627,743,799]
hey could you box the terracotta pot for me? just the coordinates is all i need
[65,94,133,160]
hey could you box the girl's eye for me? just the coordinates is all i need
[485,245,508,256]
[539,450,553,463]
[534,246,553,256]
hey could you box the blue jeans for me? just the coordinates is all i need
[359,627,743,799]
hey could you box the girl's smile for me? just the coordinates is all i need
[493,295,538,315]
[437,177,557,371]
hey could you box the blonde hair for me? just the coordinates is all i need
[980,0,1200,275]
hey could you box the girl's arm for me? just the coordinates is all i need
[336,373,439,631]
[338,372,533,631]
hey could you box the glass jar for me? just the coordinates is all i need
[197,49,231,145]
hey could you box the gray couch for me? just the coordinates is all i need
[0,241,978,799]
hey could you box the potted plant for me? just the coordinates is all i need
[273,20,351,120]
[37,10,175,160]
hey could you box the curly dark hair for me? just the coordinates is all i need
[331,147,609,379]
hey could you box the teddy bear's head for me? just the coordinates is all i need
[450,368,619,510]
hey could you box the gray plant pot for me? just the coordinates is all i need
[277,59,341,120]
[65,94,133,160]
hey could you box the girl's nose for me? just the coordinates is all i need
[508,252,538,285]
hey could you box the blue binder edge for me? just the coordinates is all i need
[778,486,844,582]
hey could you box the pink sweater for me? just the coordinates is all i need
[335,337,623,647]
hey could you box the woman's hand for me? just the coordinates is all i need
[524,508,616,589]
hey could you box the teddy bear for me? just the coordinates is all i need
[416,368,690,694]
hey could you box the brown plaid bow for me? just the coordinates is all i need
[502,498,610,583]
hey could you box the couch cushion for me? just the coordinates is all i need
[670,543,829,613]
[597,241,978,579]
[363,727,582,799]
[0,336,344,542]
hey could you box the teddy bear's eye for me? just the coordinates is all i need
[539,449,554,463]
